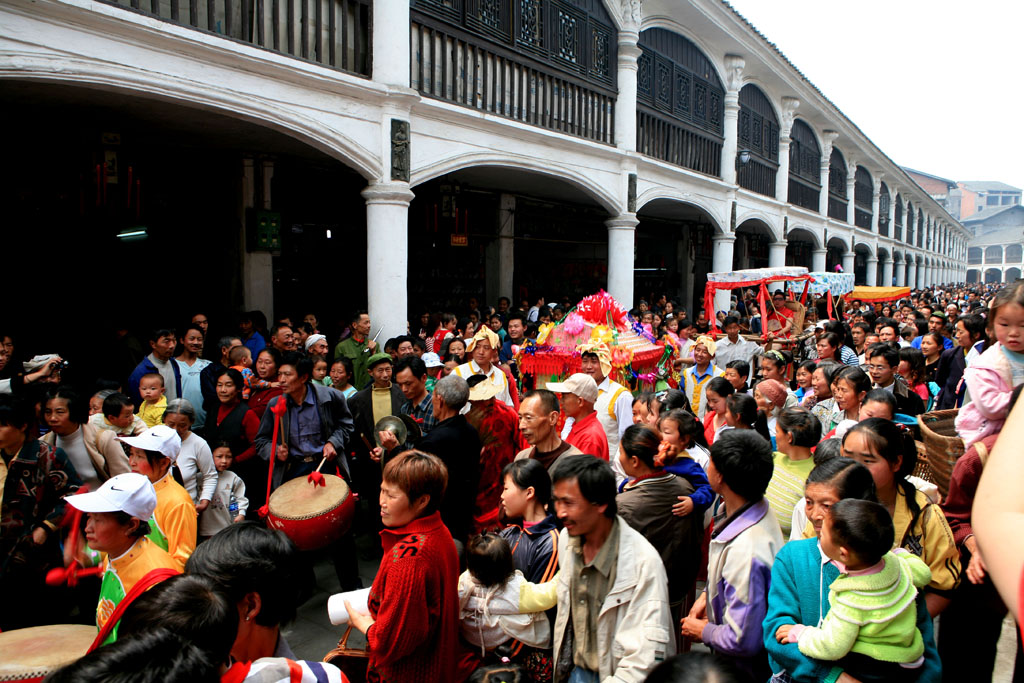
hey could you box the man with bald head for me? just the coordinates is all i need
[515,389,582,471]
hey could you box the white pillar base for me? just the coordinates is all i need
[812,249,827,273]
[712,235,736,314]
[606,214,639,309]
[363,182,415,341]
[866,258,878,286]
[769,241,787,269]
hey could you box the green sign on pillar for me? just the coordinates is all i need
[255,210,281,250]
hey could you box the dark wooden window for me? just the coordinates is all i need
[917,210,924,248]
[986,245,1003,264]
[854,166,872,230]
[98,0,372,76]
[878,182,890,237]
[894,194,903,241]
[636,28,723,177]
[828,147,847,221]
[736,84,778,197]
[411,0,617,144]
[1007,244,1023,263]
[788,119,820,212]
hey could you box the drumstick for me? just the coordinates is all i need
[314,456,328,474]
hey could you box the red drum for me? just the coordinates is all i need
[266,474,355,551]
[0,624,95,681]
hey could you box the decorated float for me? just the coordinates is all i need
[516,291,673,391]
[704,266,817,337]
[786,271,855,320]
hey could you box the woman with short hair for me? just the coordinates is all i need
[345,450,460,683]
[162,399,217,512]
[248,348,283,420]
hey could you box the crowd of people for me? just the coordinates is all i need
[1,280,1023,682]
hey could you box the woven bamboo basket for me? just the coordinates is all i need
[916,409,964,498]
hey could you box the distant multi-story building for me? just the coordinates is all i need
[958,182,1022,221]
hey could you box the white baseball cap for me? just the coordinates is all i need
[546,373,599,404]
[65,473,157,520]
[117,425,182,463]
[422,352,443,368]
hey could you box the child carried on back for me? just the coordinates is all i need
[458,533,550,660]
[775,499,931,682]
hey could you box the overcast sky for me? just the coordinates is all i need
[725,0,1024,193]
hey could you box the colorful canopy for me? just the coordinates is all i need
[788,272,855,297]
[850,286,911,303]
[706,266,812,290]
[517,291,667,379]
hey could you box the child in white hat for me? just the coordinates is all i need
[120,425,196,571]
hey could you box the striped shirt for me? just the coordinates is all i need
[764,452,815,538]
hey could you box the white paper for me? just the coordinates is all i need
[327,587,371,625]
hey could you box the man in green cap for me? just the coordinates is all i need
[348,352,404,523]
[334,310,376,390]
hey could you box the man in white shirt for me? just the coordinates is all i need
[453,327,513,408]
[526,296,546,323]
[712,316,759,368]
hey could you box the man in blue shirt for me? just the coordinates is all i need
[911,311,954,351]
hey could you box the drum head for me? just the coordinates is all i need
[0,624,96,680]
[268,474,349,520]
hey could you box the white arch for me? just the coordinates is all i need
[412,152,621,214]
[735,210,782,240]
[635,17,727,88]
[636,188,726,232]
[786,226,823,249]
[1,53,382,179]
[827,234,851,252]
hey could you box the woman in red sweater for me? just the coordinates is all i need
[345,450,460,682]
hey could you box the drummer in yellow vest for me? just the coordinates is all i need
[454,327,513,409]
[561,341,634,487]
[64,472,178,642]
[119,425,197,571]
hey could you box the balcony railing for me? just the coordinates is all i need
[737,157,777,198]
[411,16,615,144]
[98,0,371,76]
[637,107,722,177]
[854,207,872,230]
[828,195,847,222]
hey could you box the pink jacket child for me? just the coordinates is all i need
[954,342,1023,448]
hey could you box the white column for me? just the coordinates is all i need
[846,161,857,226]
[614,30,641,151]
[819,131,838,216]
[720,56,744,185]
[870,175,882,234]
[769,240,787,268]
[373,0,410,87]
[775,98,799,202]
[865,255,878,286]
[882,257,893,287]
[712,234,736,314]
[363,182,414,340]
[887,184,898,238]
[812,248,827,273]
[606,214,639,308]
[496,194,515,301]
[842,251,855,275]
[895,259,905,287]
[242,158,274,316]
[908,260,918,290]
